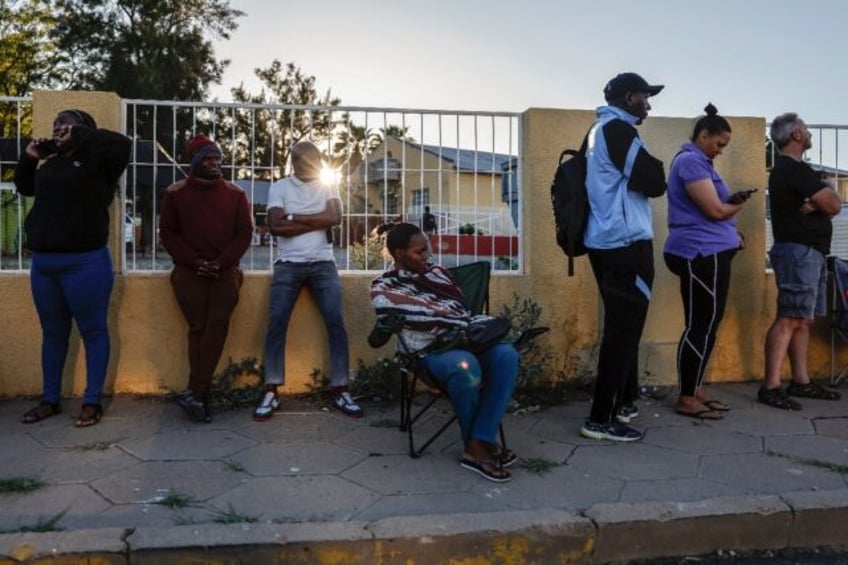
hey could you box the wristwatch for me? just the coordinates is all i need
[286,213,294,221]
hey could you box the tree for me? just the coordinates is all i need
[226,60,346,179]
[52,0,243,101]
[0,0,64,97]
[0,0,66,138]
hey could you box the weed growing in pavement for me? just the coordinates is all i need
[350,357,402,401]
[0,477,45,494]
[156,490,196,509]
[75,441,114,451]
[209,504,260,524]
[0,510,66,534]
[223,459,246,473]
[498,294,564,409]
[519,458,562,476]
[765,450,848,474]
[206,357,265,410]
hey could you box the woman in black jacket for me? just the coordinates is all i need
[14,109,130,427]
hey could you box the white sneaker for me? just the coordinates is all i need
[253,391,281,421]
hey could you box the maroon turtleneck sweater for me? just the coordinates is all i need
[159,176,253,270]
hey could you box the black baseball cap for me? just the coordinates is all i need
[603,72,664,102]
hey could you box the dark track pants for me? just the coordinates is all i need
[587,240,654,425]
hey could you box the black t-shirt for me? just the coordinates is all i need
[768,154,831,255]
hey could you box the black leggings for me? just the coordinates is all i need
[664,249,736,396]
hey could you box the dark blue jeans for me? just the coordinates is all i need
[30,247,114,405]
[421,343,518,444]
[262,261,349,387]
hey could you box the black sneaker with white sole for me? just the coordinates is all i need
[580,420,644,442]
[615,403,640,424]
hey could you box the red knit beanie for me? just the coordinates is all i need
[186,135,221,169]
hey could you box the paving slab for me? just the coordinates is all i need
[4,444,139,484]
[89,460,246,504]
[765,433,848,467]
[699,452,847,494]
[235,441,366,476]
[644,424,763,455]
[568,443,700,481]
[206,475,380,522]
[0,484,111,533]
[119,428,255,461]
[813,416,848,439]
[342,453,476,495]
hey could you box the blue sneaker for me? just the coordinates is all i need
[580,420,643,442]
[615,403,640,424]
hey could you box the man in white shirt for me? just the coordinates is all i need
[254,141,362,420]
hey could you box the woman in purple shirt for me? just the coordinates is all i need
[664,103,754,420]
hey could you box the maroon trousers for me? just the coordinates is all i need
[170,265,243,400]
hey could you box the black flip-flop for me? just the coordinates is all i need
[459,457,511,483]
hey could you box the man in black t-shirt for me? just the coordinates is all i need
[761,113,842,410]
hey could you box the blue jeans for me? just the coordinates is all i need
[421,343,518,444]
[30,247,114,405]
[263,261,349,387]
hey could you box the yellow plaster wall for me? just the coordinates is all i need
[0,92,834,398]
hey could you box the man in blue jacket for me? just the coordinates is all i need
[580,72,667,442]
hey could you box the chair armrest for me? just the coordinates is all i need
[512,326,550,353]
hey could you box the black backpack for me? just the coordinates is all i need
[550,133,589,276]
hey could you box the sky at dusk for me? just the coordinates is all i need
[211,0,848,125]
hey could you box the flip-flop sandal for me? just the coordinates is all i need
[676,408,723,421]
[75,404,103,428]
[21,401,61,424]
[702,399,731,412]
[459,457,511,483]
[489,445,517,468]
[786,382,841,401]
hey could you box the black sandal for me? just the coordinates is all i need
[21,401,61,424]
[75,404,103,428]
[758,386,802,411]
[786,382,841,401]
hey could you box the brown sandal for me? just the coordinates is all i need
[21,401,61,424]
[75,404,103,428]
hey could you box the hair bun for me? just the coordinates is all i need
[704,103,718,116]
[375,223,392,236]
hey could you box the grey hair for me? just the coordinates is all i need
[770,113,803,149]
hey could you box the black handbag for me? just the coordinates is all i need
[464,316,511,353]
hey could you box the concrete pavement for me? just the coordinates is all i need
[0,381,847,563]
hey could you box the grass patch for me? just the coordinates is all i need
[156,490,196,509]
[75,441,114,452]
[223,459,246,473]
[519,458,562,476]
[0,477,46,494]
[209,504,260,524]
[765,450,848,474]
[0,511,65,534]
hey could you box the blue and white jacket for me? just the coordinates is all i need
[584,105,666,250]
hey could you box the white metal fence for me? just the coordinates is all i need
[121,100,522,274]
[765,124,848,261]
[0,96,33,272]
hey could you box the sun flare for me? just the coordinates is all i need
[320,165,340,185]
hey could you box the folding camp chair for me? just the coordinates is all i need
[394,261,498,457]
[829,256,848,387]
[372,261,548,458]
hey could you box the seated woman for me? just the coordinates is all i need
[369,222,519,483]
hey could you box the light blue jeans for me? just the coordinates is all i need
[421,343,518,445]
[262,261,349,387]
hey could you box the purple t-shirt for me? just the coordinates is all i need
[664,142,738,259]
